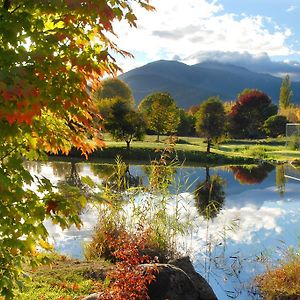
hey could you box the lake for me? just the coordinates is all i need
[25,160,300,300]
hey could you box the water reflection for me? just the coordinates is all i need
[90,161,143,192]
[276,164,286,197]
[24,160,300,300]
[230,164,274,185]
[194,167,226,220]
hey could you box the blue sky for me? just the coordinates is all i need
[113,0,300,77]
[219,0,300,60]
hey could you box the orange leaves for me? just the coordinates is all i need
[101,229,157,300]
[0,0,154,158]
[0,79,42,125]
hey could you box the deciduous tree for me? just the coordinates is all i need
[177,109,196,137]
[195,97,226,153]
[138,92,180,142]
[98,98,145,149]
[94,78,134,107]
[263,115,287,138]
[229,90,277,138]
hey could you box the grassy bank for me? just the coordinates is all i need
[13,256,110,300]
[57,135,300,164]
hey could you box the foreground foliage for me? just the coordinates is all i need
[0,0,154,298]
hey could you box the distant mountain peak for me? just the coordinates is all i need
[119,60,300,108]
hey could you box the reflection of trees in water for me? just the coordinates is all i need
[194,167,225,220]
[64,162,85,189]
[23,161,43,174]
[276,164,285,197]
[55,162,91,209]
[230,164,274,185]
[49,161,80,178]
[90,161,142,191]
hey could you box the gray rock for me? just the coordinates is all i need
[83,293,100,300]
[169,256,217,300]
[147,263,200,300]
[147,257,217,300]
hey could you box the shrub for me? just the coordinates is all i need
[101,229,158,300]
[263,115,287,138]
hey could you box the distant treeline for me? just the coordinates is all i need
[93,77,299,150]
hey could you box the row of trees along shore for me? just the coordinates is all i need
[94,76,298,152]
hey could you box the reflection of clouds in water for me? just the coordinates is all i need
[44,184,299,259]
[45,204,99,258]
[178,193,285,249]
[216,206,283,243]
[226,183,300,209]
[78,164,103,186]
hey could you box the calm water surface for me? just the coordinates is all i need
[26,161,300,300]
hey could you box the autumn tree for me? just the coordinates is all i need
[138,92,180,142]
[195,97,226,153]
[229,90,277,138]
[279,75,293,110]
[0,0,154,298]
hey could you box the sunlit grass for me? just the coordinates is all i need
[101,134,300,162]
[13,256,109,300]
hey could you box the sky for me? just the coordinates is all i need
[112,0,300,78]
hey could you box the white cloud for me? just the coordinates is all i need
[183,50,300,81]
[286,5,297,13]
[112,0,294,72]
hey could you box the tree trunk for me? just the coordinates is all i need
[126,140,131,150]
[206,138,211,153]
[205,166,210,181]
[156,133,160,142]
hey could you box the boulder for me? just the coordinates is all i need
[147,263,200,300]
[83,256,217,300]
[169,256,217,300]
[147,256,217,300]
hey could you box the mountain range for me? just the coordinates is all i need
[119,60,300,108]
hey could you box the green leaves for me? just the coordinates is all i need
[138,92,180,141]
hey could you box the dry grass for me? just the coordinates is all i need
[256,256,300,299]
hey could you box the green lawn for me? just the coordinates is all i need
[99,134,300,164]
[12,256,109,300]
